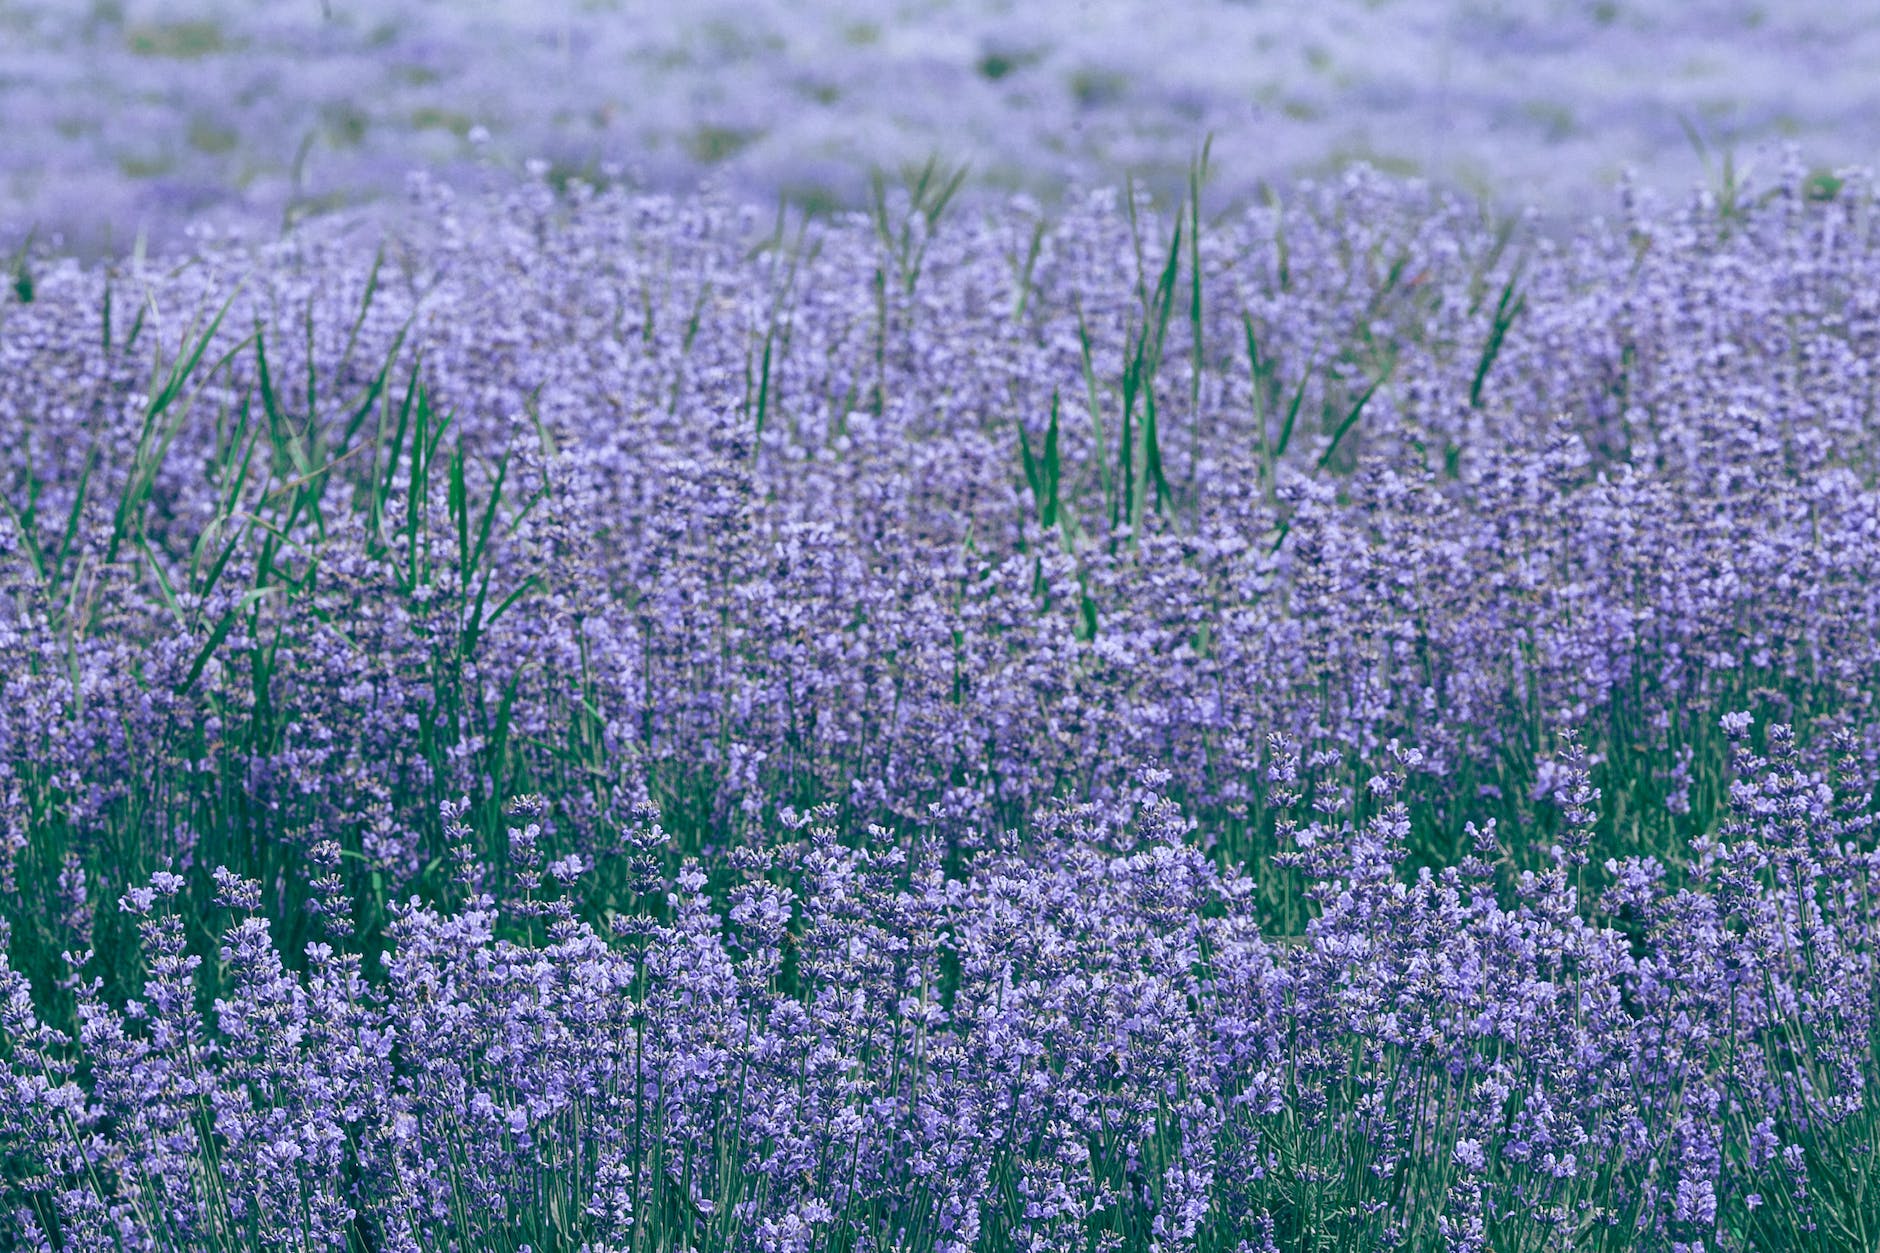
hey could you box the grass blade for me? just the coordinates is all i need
[1317,362,1393,471]
[176,585,275,695]
[1273,352,1317,463]
[1469,273,1526,409]
[1074,304,1111,514]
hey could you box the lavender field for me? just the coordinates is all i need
[3,129,1880,1249]
[6,0,1880,254]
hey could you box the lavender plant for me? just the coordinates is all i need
[1,152,1878,1249]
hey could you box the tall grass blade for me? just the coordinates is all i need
[1469,274,1526,409]
[1317,362,1393,470]
[1074,305,1111,513]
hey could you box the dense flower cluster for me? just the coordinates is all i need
[6,736,1877,1251]
[1,157,1877,1248]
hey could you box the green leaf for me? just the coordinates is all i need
[1018,418,1042,513]
[1469,273,1526,409]
[1273,352,1318,463]
[1074,305,1111,512]
[1318,361,1394,471]
[176,585,279,695]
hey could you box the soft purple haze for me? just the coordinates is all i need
[4,0,1879,253]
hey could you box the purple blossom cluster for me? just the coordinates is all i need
[5,732,1877,1250]
[0,155,1877,1247]
[3,164,1877,877]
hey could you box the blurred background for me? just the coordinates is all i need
[3,0,1877,255]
